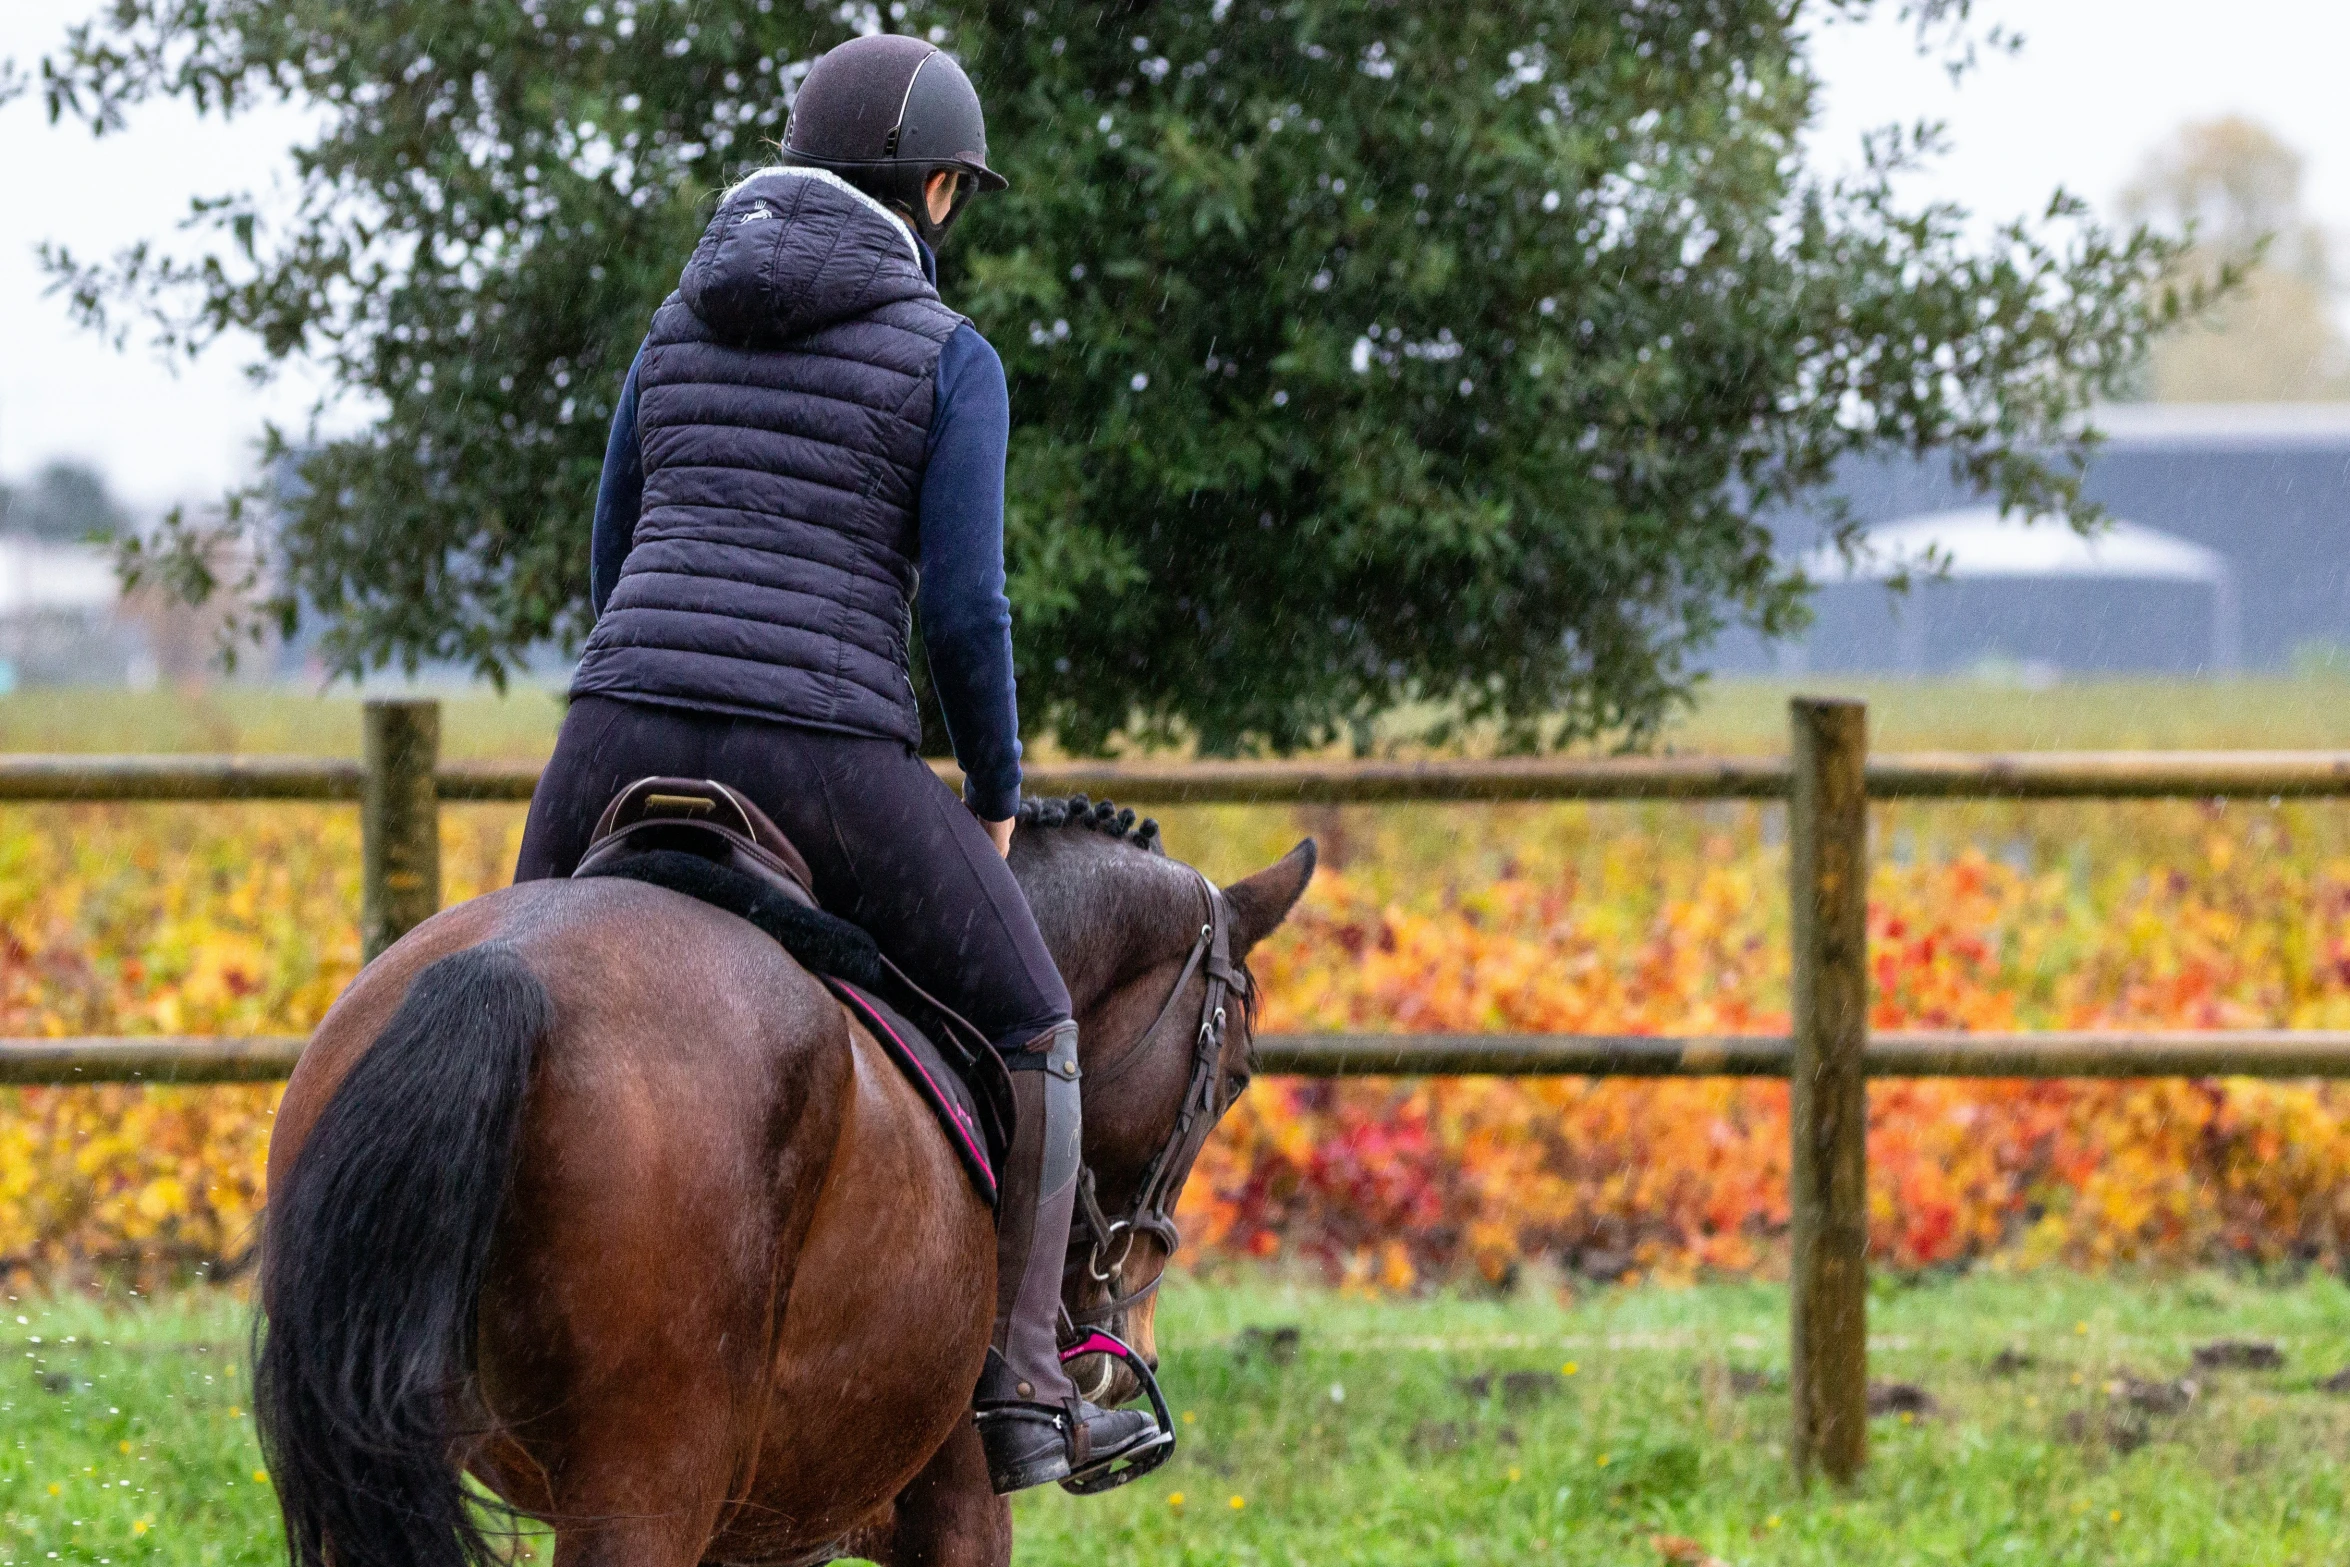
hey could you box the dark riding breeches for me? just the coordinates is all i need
[514,694,1072,1058]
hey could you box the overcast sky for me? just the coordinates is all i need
[3,0,2348,511]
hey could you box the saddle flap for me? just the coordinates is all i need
[828,979,1000,1206]
[577,776,817,907]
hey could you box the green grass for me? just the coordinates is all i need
[12,1271,2350,1565]
[1665,676,2350,754]
[9,675,2350,761]
[0,688,569,762]
[0,1290,260,1566]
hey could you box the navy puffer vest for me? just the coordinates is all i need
[570,167,963,744]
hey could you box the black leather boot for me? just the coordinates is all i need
[973,1022,1165,1494]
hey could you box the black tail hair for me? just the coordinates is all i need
[255,944,553,1567]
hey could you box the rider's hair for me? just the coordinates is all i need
[1015,794,1164,855]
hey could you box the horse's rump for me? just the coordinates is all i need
[260,880,984,1566]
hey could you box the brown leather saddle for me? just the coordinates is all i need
[576,776,820,905]
[570,776,1012,1203]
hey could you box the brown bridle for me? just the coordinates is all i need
[1062,871,1251,1341]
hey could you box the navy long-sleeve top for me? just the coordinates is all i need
[589,245,1023,822]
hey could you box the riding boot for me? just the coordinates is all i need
[973,1021,1163,1494]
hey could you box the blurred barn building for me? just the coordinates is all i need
[0,533,156,692]
[1722,404,2350,678]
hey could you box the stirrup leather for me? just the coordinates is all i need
[1055,1329,1176,1494]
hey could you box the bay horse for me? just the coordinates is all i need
[253,797,1313,1567]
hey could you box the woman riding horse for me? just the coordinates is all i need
[253,36,1322,1567]
[509,35,1148,1493]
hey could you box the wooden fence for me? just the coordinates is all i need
[10,695,2350,1485]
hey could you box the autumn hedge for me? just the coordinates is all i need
[9,796,2350,1289]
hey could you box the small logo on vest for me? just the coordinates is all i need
[735,202,777,226]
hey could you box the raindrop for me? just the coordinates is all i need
[1130,372,1150,391]
[1272,390,1289,406]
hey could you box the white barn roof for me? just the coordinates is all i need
[1807,508,2230,586]
[0,534,121,617]
[1802,507,2241,671]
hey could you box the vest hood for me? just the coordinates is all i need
[679,166,936,345]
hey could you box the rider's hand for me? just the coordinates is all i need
[982,817,1013,858]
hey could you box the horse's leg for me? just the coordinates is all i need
[844,1414,1010,1567]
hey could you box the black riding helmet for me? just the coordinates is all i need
[781,34,1007,245]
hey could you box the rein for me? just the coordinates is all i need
[1063,871,1248,1335]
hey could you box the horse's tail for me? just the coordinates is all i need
[255,943,553,1567]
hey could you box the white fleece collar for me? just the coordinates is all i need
[726,164,924,269]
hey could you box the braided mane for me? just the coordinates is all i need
[1017,792,1262,1035]
[1015,794,1164,855]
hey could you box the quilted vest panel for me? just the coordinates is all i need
[571,168,963,744]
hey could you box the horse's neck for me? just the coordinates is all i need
[1014,841,1192,1018]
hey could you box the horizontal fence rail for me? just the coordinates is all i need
[0,755,372,801]
[0,1036,312,1084]
[12,750,2350,804]
[17,1029,2350,1085]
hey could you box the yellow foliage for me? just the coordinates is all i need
[11,793,2350,1286]
[0,803,518,1285]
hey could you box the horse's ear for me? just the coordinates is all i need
[1224,839,1317,958]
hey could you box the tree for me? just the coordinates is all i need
[0,459,132,543]
[2119,117,2350,403]
[40,1,2190,752]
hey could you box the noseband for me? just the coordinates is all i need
[1063,871,1249,1338]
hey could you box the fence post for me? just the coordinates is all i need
[362,698,442,961]
[1788,696,1870,1486]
